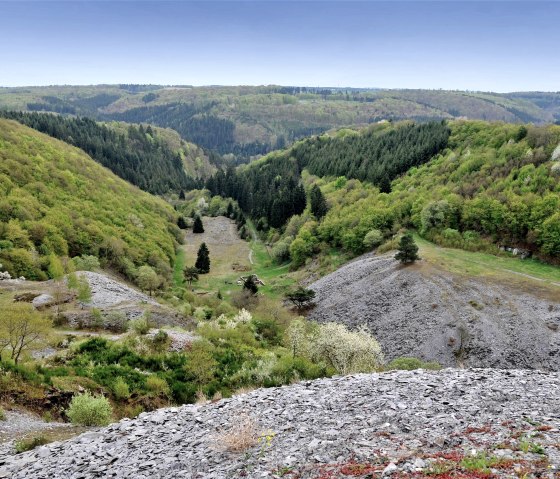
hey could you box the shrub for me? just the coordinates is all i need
[105,311,128,333]
[146,375,170,397]
[386,357,441,371]
[73,255,100,271]
[362,229,384,250]
[112,377,131,400]
[129,316,150,335]
[310,322,384,375]
[212,414,260,452]
[15,435,49,453]
[66,392,113,426]
[271,240,291,263]
[0,407,5,421]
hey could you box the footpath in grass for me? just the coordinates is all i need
[179,216,296,301]
[415,235,560,289]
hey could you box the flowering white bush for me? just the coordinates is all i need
[551,162,560,177]
[0,263,11,281]
[309,322,384,374]
[551,144,560,162]
[233,308,252,324]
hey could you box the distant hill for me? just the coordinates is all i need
[0,118,180,283]
[1,85,558,162]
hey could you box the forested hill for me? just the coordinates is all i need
[0,118,180,284]
[1,85,559,162]
[289,121,560,265]
[0,111,201,195]
[206,121,450,227]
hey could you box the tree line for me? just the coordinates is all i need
[0,111,199,195]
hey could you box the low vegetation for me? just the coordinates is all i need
[66,392,113,426]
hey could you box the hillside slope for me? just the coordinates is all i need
[2,369,559,478]
[0,119,179,282]
[308,253,560,369]
[1,85,558,161]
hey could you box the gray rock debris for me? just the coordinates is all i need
[76,272,157,309]
[2,368,560,478]
[308,253,560,369]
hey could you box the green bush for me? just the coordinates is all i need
[0,407,5,421]
[362,229,384,250]
[15,435,49,453]
[66,392,113,426]
[112,377,131,400]
[129,316,150,335]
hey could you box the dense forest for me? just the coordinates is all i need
[205,121,450,227]
[3,85,558,163]
[0,111,199,194]
[0,119,180,283]
[278,121,560,266]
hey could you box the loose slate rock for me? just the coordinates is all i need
[2,369,560,478]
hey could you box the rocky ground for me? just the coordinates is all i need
[1,368,559,478]
[308,254,560,370]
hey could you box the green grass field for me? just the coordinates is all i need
[415,235,560,288]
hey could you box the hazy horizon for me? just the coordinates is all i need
[1,1,559,92]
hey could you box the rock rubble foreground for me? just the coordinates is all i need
[1,368,559,478]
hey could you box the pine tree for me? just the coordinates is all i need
[242,275,259,295]
[193,216,204,233]
[177,216,187,229]
[395,233,419,264]
[195,243,210,273]
[179,189,186,200]
[310,184,328,219]
[226,202,234,218]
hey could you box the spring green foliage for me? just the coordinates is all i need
[386,357,441,371]
[1,84,556,162]
[0,119,180,283]
[66,392,113,426]
[14,436,49,454]
[206,122,448,228]
[0,111,198,194]
[281,121,560,264]
[136,265,162,295]
[76,276,92,305]
[195,243,210,274]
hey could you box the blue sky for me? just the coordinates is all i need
[0,1,558,91]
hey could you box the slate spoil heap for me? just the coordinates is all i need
[1,369,559,478]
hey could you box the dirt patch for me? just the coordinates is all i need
[308,253,560,369]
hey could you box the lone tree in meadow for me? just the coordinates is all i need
[242,275,259,295]
[193,215,204,234]
[310,184,328,220]
[285,287,316,311]
[395,233,419,264]
[184,266,199,287]
[195,243,210,273]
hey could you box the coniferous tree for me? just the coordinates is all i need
[195,243,210,273]
[310,185,328,220]
[226,202,234,218]
[177,216,188,229]
[193,216,204,233]
[242,275,259,295]
[395,233,419,264]
[179,189,186,200]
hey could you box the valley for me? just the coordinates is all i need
[0,91,559,478]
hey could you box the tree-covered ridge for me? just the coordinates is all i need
[291,121,450,188]
[286,121,560,265]
[0,119,180,282]
[205,121,449,228]
[0,111,198,194]
[1,85,558,163]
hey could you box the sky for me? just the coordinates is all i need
[0,1,558,91]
